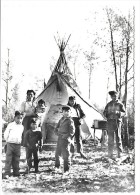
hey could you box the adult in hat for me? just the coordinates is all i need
[67,96,87,159]
[103,90,126,158]
[20,89,36,145]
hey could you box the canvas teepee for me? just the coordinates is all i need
[36,36,104,142]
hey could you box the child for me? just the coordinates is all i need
[35,99,47,144]
[55,106,75,173]
[24,118,42,173]
[3,111,24,179]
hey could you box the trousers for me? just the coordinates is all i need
[5,143,21,176]
[107,119,123,155]
[55,136,71,172]
[26,147,39,170]
[70,118,83,153]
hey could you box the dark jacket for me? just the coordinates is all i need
[67,102,86,119]
[24,130,42,149]
[55,116,75,140]
[103,100,125,121]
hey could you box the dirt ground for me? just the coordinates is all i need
[1,140,135,193]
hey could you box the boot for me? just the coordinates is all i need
[34,164,38,173]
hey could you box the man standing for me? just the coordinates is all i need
[67,96,87,159]
[103,91,126,158]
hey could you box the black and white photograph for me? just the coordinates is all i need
[1,0,140,193]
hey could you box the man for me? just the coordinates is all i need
[103,90,126,158]
[67,96,87,159]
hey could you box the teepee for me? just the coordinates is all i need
[36,35,104,142]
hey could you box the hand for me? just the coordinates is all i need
[79,119,83,124]
[115,111,121,117]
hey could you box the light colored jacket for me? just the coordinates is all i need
[4,121,24,144]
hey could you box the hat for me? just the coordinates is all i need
[15,111,23,117]
[69,96,76,100]
[108,90,118,96]
[27,90,36,95]
[62,106,71,111]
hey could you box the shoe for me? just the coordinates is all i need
[13,173,20,177]
[3,175,10,179]
[35,169,38,173]
[25,166,30,174]
[80,152,87,159]
[63,170,69,175]
[108,154,113,159]
[117,152,123,158]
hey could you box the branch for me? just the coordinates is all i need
[2,99,6,103]
[121,76,134,87]
[127,64,134,73]
[2,78,7,83]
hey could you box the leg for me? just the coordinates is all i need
[33,148,39,172]
[62,139,71,172]
[12,144,21,176]
[26,147,32,170]
[75,125,83,153]
[55,137,62,168]
[115,121,123,157]
[4,143,13,176]
[107,121,115,157]
[41,123,46,144]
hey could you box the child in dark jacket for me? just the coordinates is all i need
[55,106,75,173]
[24,118,42,173]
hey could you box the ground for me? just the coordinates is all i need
[1,140,135,193]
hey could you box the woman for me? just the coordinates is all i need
[20,90,36,145]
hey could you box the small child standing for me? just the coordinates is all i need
[55,106,75,173]
[35,99,47,144]
[3,111,24,179]
[24,118,42,173]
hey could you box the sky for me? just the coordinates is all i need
[1,0,139,106]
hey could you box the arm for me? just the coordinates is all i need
[77,104,86,119]
[62,119,75,139]
[54,119,61,135]
[24,131,30,147]
[119,103,126,117]
[103,104,108,119]
[4,124,11,142]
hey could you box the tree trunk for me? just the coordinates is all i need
[106,9,118,91]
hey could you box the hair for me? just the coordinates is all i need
[26,90,36,96]
[38,99,45,105]
[15,111,23,117]
[69,96,76,100]
[62,106,71,111]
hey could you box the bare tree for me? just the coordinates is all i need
[84,50,98,99]
[2,49,13,112]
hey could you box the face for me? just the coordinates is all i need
[63,110,71,117]
[38,102,44,107]
[27,92,34,101]
[68,99,75,107]
[30,122,37,130]
[15,115,23,124]
[111,94,118,101]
